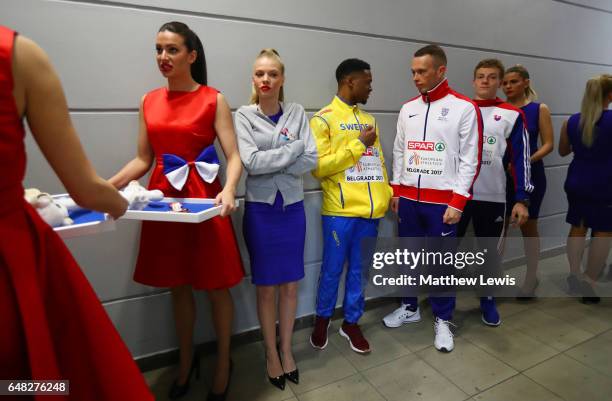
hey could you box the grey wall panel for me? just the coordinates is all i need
[503,213,568,261]
[2,1,609,114]
[303,192,324,265]
[539,166,569,218]
[554,0,612,12]
[373,113,400,178]
[534,212,569,252]
[544,115,572,167]
[23,113,140,194]
[379,212,399,238]
[104,292,176,358]
[65,220,149,301]
[94,0,612,65]
[297,262,322,318]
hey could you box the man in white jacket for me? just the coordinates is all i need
[456,58,532,327]
[383,45,483,353]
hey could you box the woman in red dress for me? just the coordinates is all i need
[109,22,244,400]
[0,26,154,400]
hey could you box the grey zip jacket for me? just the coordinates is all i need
[235,102,318,206]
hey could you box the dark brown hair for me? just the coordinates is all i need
[414,45,447,67]
[158,21,207,85]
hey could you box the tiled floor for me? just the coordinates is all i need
[144,255,612,401]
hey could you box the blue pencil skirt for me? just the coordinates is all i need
[243,192,306,285]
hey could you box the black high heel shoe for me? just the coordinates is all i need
[278,346,299,384]
[207,359,233,401]
[168,353,200,400]
[284,369,299,385]
[266,358,286,391]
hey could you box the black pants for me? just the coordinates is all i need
[458,200,506,297]
[458,200,506,239]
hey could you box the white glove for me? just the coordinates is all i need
[120,181,164,210]
[31,192,73,227]
[55,196,81,213]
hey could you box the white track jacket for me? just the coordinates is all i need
[472,98,533,203]
[392,79,483,212]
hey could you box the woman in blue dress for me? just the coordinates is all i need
[559,74,612,303]
[503,65,554,299]
[235,49,317,391]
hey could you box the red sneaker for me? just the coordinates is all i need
[339,322,371,354]
[310,316,331,349]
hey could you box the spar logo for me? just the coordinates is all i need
[407,141,435,151]
[435,142,446,152]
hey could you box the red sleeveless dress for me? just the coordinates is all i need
[0,27,153,400]
[134,85,244,289]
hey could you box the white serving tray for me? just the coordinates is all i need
[51,195,116,239]
[121,197,240,223]
[54,216,115,239]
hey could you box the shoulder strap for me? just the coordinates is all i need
[0,26,16,92]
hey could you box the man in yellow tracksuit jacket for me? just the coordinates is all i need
[309,58,393,354]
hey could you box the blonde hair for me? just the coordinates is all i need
[579,74,612,147]
[249,48,285,104]
[505,65,538,101]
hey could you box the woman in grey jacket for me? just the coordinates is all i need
[235,49,317,391]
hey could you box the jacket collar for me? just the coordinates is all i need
[421,79,450,103]
[333,95,360,112]
[473,97,504,107]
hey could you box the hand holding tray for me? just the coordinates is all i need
[52,203,115,239]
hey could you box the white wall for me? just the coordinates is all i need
[2,0,611,359]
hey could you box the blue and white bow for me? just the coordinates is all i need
[162,145,220,191]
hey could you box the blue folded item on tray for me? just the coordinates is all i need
[68,209,106,224]
[143,201,215,213]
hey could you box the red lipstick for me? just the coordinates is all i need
[159,62,173,73]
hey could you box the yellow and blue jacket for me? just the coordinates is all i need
[310,96,393,219]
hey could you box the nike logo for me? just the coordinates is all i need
[408,114,418,118]
[441,231,453,237]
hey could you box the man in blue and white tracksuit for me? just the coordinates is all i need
[383,45,483,353]
[457,59,532,326]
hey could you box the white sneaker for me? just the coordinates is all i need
[382,304,421,328]
[433,317,455,353]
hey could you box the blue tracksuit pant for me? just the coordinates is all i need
[315,215,379,324]
[399,198,456,321]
